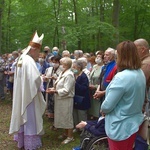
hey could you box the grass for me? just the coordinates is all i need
[1,95,150,150]
[0,95,80,150]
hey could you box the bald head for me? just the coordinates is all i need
[134,38,149,58]
[134,39,149,50]
[44,46,50,54]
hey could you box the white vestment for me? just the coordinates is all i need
[9,54,46,135]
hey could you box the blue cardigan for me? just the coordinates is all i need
[101,69,146,141]
[74,72,90,110]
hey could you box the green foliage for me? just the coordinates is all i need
[0,0,150,54]
[119,0,150,41]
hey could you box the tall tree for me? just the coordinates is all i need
[52,0,62,47]
[98,0,105,50]
[72,0,82,49]
[112,0,120,46]
[6,0,11,52]
[0,0,4,54]
[1,0,150,53]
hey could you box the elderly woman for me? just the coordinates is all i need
[44,55,62,120]
[88,51,104,119]
[78,57,90,81]
[72,60,90,132]
[101,41,146,150]
[46,57,75,144]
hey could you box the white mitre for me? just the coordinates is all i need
[18,31,44,67]
[23,31,44,55]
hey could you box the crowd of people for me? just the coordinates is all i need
[0,31,149,150]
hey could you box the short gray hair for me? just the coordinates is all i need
[62,50,70,57]
[78,57,87,68]
[73,60,84,71]
[74,50,83,58]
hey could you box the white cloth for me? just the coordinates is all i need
[54,69,75,128]
[9,55,46,135]
[45,66,62,103]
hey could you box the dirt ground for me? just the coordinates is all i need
[0,98,17,149]
[0,95,79,150]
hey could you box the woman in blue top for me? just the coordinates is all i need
[101,41,146,150]
[72,60,90,131]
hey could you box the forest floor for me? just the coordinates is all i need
[0,94,80,150]
[2,94,149,150]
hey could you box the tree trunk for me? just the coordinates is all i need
[97,0,105,50]
[7,0,11,53]
[0,0,4,54]
[52,0,61,47]
[72,0,81,49]
[133,0,138,39]
[112,0,120,46]
[100,0,105,22]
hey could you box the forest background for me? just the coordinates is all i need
[0,0,150,54]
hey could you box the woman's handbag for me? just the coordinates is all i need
[74,95,84,108]
[9,76,14,83]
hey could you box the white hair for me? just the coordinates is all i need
[78,57,87,64]
[62,50,70,57]
[78,57,87,68]
[52,46,59,52]
[106,47,115,57]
